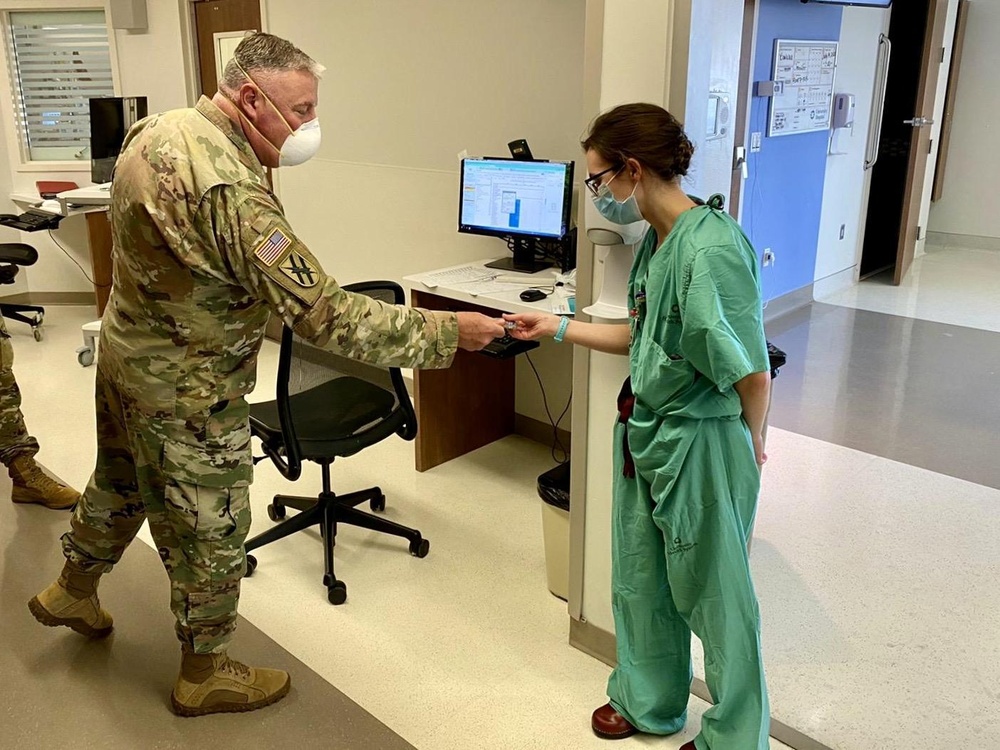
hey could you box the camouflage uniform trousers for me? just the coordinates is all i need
[62,366,253,654]
[0,314,40,466]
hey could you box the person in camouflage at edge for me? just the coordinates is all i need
[28,32,505,717]
[0,315,81,510]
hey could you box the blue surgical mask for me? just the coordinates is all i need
[592,180,644,225]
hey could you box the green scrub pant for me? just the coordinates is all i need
[606,411,769,750]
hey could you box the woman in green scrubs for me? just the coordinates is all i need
[505,103,771,750]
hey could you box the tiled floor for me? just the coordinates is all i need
[819,245,1000,333]
[5,243,998,749]
[7,306,786,750]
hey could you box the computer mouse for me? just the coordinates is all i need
[519,289,548,302]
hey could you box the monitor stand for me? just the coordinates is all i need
[485,237,552,274]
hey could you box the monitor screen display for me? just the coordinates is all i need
[805,0,891,7]
[459,158,574,240]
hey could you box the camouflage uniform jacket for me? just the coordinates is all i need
[100,97,458,419]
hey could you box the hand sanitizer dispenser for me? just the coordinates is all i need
[832,93,856,130]
[582,199,645,321]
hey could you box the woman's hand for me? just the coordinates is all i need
[752,432,768,468]
[502,312,561,341]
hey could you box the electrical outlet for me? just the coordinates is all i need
[762,249,775,267]
[750,132,763,153]
[840,224,846,240]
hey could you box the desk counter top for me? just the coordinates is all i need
[403,259,573,316]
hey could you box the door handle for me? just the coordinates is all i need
[866,33,892,170]
[904,117,935,127]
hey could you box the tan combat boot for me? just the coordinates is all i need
[27,563,113,638]
[8,455,80,510]
[171,650,291,717]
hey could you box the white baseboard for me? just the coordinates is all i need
[926,231,1000,252]
[763,284,814,324]
[813,266,857,300]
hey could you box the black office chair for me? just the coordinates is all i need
[244,280,429,605]
[0,243,44,341]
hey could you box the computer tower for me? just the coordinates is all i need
[90,96,147,184]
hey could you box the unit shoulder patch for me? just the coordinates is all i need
[278,251,319,288]
[248,222,324,307]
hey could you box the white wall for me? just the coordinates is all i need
[916,0,961,257]
[0,0,584,427]
[929,0,999,241]
[580,0,681,637]
[812,7,890,297]
[0,0,191,298]
[264,1,586,427]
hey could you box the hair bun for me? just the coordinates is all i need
[673,134,695,177]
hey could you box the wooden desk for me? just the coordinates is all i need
[10,189,112,315]
[58,186,112,316]
[403,261,572,472]
[84,210,112,316]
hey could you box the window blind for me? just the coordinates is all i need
[7,10,115,160]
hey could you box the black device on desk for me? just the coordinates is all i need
[90,96,147,183]
[519,289,549,303]
[478,334,540,359]
[0,209,62,232]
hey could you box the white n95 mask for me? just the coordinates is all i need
[278,118,321,167]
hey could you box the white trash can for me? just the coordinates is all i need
[538,462,571,601]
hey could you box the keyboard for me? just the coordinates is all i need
[0,209,61,232]
[478,335,540,359]
[422,265,494,287]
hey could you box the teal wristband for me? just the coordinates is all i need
[553,316,570,343]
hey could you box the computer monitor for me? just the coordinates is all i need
[458,157,574,273]
[90,96,147,184]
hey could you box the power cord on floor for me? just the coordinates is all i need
[525,351,572,464]
[47,229,111,288]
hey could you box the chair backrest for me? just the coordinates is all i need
[274,280,418,478]
[0,243,38,266]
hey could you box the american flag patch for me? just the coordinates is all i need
[254,227,292,267]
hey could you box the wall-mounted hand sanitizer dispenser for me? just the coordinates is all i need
[832,93,856,130]
[582,199,644,321]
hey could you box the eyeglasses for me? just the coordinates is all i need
[584,165,622,197]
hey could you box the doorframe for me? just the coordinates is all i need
[177,0,270,107]
[931,0,971,202]
[731,0,760,221]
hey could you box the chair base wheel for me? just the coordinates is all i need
[245,555,257,577]
[327,582,347,605]
[266,502,286,521]
[409,538,430,558]
[370,493,386,512]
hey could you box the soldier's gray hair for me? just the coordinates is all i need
[219,32,324,92]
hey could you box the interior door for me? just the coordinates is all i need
[193,0,262,97]
[893,0,950,284]
[683,0,755,217]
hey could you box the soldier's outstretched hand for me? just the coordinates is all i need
[456,312,507,351]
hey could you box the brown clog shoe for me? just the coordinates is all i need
[591,703,639,740]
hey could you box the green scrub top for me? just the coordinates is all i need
[627,202,769,418]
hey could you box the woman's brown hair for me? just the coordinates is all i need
[582,103,694,182]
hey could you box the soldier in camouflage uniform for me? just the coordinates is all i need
[28,32,505,717]
[0,314,81,509]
